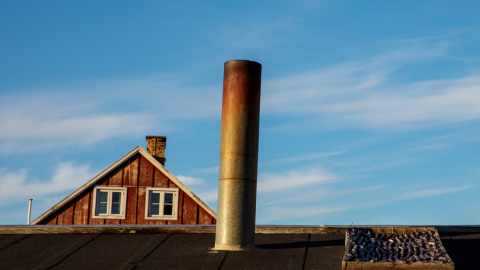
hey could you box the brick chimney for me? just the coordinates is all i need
[146,136,167,165]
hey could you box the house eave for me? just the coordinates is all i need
[2,225,480,235]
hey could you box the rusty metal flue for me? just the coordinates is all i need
[214,60,262,250]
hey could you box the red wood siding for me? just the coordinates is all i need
[123,156,139,186]
[38,153,216,225]
[154,167,168,187]
[199,206,213,224]
[44,215,57,225]
[57,203,74,225]
[105,218,121,225]
[182,193,198,225]
[124,187,138,224]
[97,178,108,186]
[138,156,154,187]
[73,191,90,225]
[89,216,105,225]
[136,187,147,224]
[108,167,123,186]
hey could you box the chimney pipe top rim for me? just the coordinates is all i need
[224,59,261,66]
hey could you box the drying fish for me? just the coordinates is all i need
[344,228,452,264]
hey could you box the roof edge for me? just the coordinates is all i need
[2,225,480,235]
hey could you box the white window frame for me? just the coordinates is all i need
[92,187,127,219]
[145,187,179,220]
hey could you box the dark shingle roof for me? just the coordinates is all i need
[0,225,479,269]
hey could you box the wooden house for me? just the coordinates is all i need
[31,136,217,225]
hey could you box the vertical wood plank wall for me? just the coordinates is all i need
[40,153,216,225]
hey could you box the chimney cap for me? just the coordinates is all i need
[146,135,167,139]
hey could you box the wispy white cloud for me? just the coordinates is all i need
[406,143,448,152]
[258,166,337,193]
[261,38,480,130]
[1,36,476,155]
[0,162,95,206]
[189,166,219,174]
[0,111,151,152]
[263,184,384,207]
[198,189,218,203]
[258,205,351,223]
[272,151,343,164]
[398,185,475,201]
[177,175,203,186]
[0,76,221,153]
[257,184,476,224]
[326,76,480,129]
[344,184,477,212]
[256,156,476,223]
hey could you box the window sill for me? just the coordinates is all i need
[145,216,178,220]
[92,215,126,219]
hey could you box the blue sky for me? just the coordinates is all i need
[1,1,480,225]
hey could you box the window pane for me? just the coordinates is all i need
[164,205,173,215]
[150,192,160,204]
[98,191,108,203]
[164,193,173,204]
[150,204,159,216]
[96,202,107,215]
[112,192,121,203]
[111,203,120,214]
[96,190,108,215]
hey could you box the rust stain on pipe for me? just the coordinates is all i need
[214,60,262,250]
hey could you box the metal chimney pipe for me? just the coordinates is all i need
[214,60,262,250]
[27,199,32,225]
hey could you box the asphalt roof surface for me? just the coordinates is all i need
[0,230,479,269]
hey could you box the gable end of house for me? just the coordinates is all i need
[31,146,216,225]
